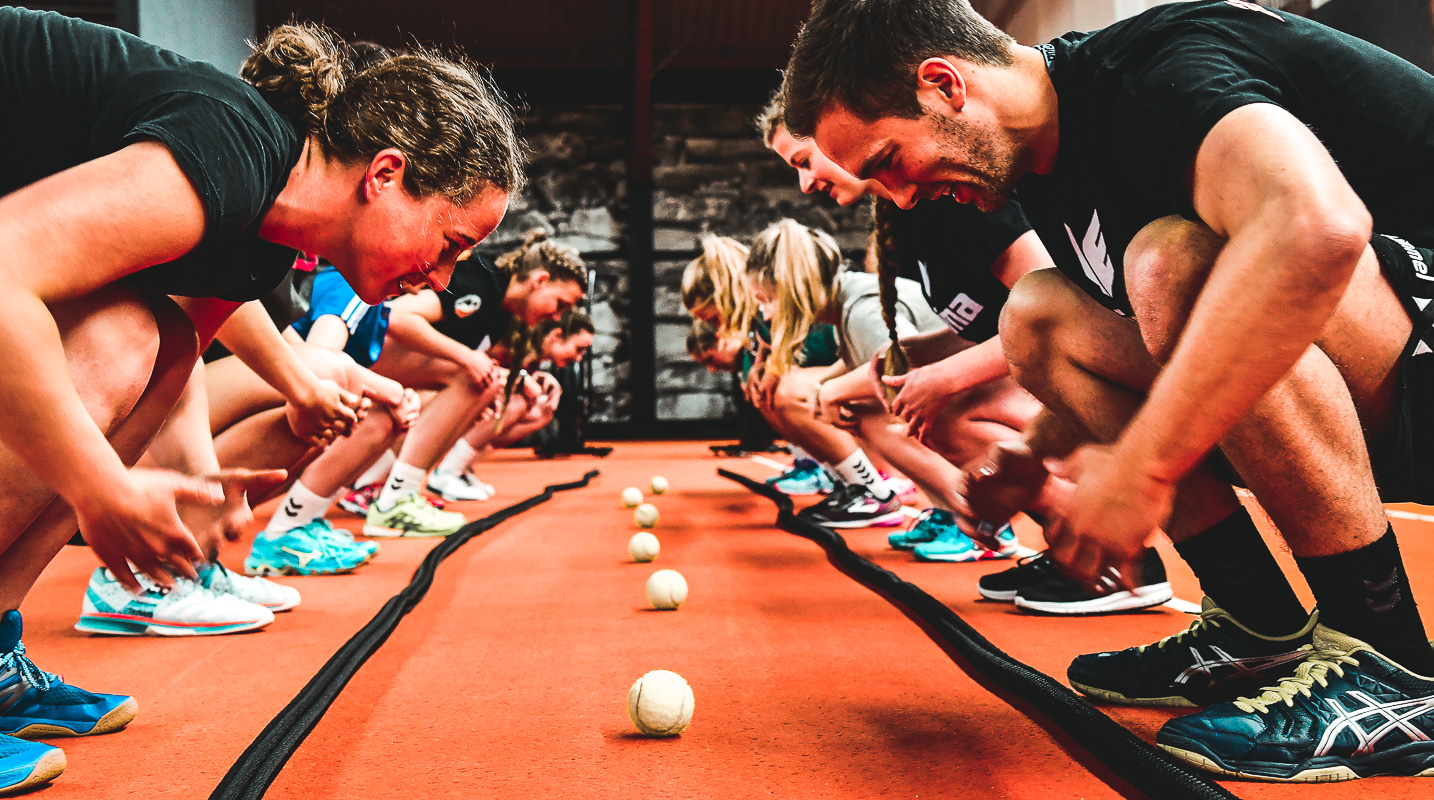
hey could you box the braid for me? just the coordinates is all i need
[872,198,910,404]
[494,317,530,433]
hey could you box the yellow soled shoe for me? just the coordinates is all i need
[364,493,467,538]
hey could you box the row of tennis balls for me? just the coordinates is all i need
[621,478,694,736]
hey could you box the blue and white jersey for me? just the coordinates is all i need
[288,266,391,367]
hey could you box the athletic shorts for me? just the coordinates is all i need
[1369,233,1434,504]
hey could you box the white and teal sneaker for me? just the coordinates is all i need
[913,523,1019,563]
[888,508,957,550]
[364,494,466,538]
[766,459,834,496]
[197,563,300,612]
[245,520,375,576]
[76,569,274,636]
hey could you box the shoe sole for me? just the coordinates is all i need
[977,587,1020,602]
[0,748,64,796]
[1015,582,1174,616]
[74,615,271,636]
[818,511,908,529]
[5,697,138,739]
[244,562,359,577]
[914,547,1020,563]
[362,524,459,539]
[1159,742,1434,782]
[1068,681,1199,708]
[425,484,491,502]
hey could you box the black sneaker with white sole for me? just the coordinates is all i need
[1013,548,1173,615]
[1068,597,1317,707]
[797,483,905,529]
[978,551,1064,601]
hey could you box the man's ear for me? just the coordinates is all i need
[362,148,408,202]
[916,57,968,113]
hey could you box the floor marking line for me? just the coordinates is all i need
[750,455,787,472]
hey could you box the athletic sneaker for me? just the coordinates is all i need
[0,736,63,795]
[197,562,300,612]
[797,483,905,528]
[766,459,834,496]
[1014,548,1173,615]
[364,493,467,538]
[427,469,493,502]
[336,482,381,515]
[978,551,1066,601]
[0,610,135,738]
[888,508,957,550]
[245,520,374,576]
[913,522,1018,562]
[1067,597,1317,707]
[76,568,274,636]
[1158,625,1434,782]
[880,472,919,504]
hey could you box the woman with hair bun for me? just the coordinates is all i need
[0,9,520,788]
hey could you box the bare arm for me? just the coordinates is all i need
[385,290,478,364]
[1116,103,1371,485]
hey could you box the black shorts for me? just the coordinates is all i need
[1370,233,1434,504]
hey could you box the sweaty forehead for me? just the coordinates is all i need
[812,107,883,177]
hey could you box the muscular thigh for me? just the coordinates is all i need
[370,342,463,390]
[204,355,283,435]
[1315,244,1410,442]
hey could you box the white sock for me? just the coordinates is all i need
[437,439,478,476]
[263,481,335,538]
[353,449,396,489]
[375,461,426,512]
[833,449,893,499]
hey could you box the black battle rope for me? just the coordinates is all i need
[210,469,600,800]
[719,468,1240,800]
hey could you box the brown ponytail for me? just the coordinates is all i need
[871,198,910,404]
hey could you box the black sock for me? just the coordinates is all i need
[1295,525,1434,674]
[1173,507,1309,637]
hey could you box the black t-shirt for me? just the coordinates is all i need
[1018,0,1434,316]
[434,254,514,350]
[893,196,1028,342]
[0,8,303,301]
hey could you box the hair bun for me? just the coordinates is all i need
[242,23,348,131]
[522,228,550,248]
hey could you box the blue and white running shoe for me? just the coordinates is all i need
[0,735,63,794]
[76,569,273,636]
[245,520,375,576]
[888,508,957,550]
[913,522,1019,563]
[0,610,136,738]
[766,459,834,496]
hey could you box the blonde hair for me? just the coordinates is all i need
[745,218,843,375]
[681,236,757,346]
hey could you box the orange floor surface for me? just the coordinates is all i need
[15,442,1434,798]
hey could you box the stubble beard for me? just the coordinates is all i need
[929,112,1022,212]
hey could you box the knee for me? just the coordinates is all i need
[999,269,1082,387]
[772,374,815,415]
[1125,216,1224,363]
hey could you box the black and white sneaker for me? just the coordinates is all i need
[978,551,1065,601]
[1014,548,1173,615]
[797,483,905,529]
[1067,597,1317,707]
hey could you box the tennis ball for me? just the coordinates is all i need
[627,670,694,737]
[629,532,660,562]
[650,476,669,495]
[621,487,643,508]
[646,569,687,610]
[634,503,659,528]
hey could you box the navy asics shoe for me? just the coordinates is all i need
[1159,625,1434,782]
[1068,598,1316,707]
[0,735,63,794]
[0,610,136,738]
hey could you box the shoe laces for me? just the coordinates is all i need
[1232,646,1359,713]
[1137,607,1225,653]
[1,641,53,692]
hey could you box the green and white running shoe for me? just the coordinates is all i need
[76,569,273,636]
[364,493,467,538]
[245,520,374,576]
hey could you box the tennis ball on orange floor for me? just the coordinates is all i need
[629,532,660,563]
[646,569,687,610]
[628,670,694,737]
[621,487,643,508]
[634,503,659,528]
[649,476,669,495]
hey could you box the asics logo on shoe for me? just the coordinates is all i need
[1316,690,1434,757]
[1174,647,1309,686]
[0,666,26,713]
[280,547,319,568]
